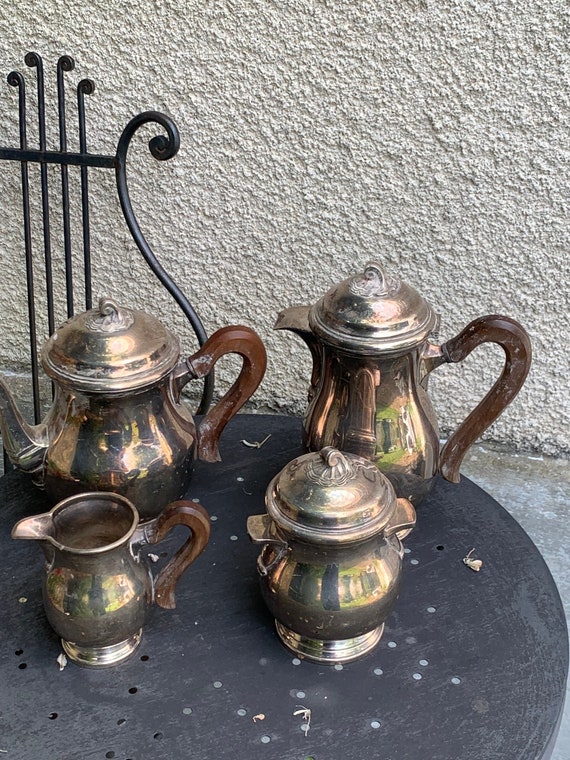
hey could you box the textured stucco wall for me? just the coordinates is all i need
[0,0,568,455]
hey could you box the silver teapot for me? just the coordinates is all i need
[0,297,267,520]
[247,447,416,663]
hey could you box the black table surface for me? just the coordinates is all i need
[0,414,567,760]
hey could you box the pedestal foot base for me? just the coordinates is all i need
[275,621,384,663]
[62,629,142,667]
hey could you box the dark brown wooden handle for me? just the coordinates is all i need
[438,315,531,483]
[185,325,267,462]
[149,500,211,609]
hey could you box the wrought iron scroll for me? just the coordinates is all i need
[0,52,213,434]
[115,111,211,380]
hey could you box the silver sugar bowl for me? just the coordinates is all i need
[247,447,416,663]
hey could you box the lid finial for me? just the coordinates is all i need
[305,447,356,486]
[348,262,400,298]
[309,260,438,355]
[84,297,134,333]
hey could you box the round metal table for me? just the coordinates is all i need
[0,414,566,759]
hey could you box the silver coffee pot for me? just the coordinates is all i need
[276,261,531,504]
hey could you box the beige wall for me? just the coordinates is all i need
[0,0,568,455]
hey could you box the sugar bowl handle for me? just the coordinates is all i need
[438,315,532,483]
[145,500,211,609]
[247,514,289,576]
[384,498,416,541]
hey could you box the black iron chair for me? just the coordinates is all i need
[0,51,214,462]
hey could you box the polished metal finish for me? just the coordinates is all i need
[0,298,267,520]
[39,382,196,520]
[11,492,210,667]
[303,345,441,505]
[266,447,401,543]
[62,631,142,667]
[275,261,532,505]
[43,297,181,393]
[275,621,384,663]
[310,261,438,355]
[248,448,416,663]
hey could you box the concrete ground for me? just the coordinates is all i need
[461,445,569,759]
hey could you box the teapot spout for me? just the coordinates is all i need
[0,377,48,478]
[275,306,323,402]
[274,305,314,346]
[11,511,53,542]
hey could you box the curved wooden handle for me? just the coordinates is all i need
[149,500,211,609]
[186,325,267,462]
[439,315,532,483]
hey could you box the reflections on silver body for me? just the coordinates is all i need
[302,347,440,505]
[0,297,267,521]
[12,491,210,667]
[248,448,416,663]
[259,534,402,661]
[276,261,531,505]
[42,382,196,521]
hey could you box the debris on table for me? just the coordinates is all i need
[252,713,265,722]
[241,434,272,449]
[56,653,68,671]
[463,548,483,572]
[293,705,311,736]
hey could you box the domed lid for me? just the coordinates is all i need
[266,447,398,544]
[309,261,438,355]
[41,297,180,393]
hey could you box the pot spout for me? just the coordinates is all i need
[0,377,48,478]
[11,511,53,542]
[274,305,313,345]
[274,305,323,401]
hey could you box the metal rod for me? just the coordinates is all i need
[7,69,41,424]
[115,111,215,414]
[77,78,95,310]
[25,52,55,336]
[0,147,115,168]
[57,55,75,317]
[1,54,213,424]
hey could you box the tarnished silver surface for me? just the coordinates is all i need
[276,261,531,505]
[0,297,267,520]
[11,491,210,667]
[42,297,180,394]
[248,448,416,663]
[266,447,401,543]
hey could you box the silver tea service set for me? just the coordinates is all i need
[4,262,531,666]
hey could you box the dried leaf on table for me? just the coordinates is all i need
[56,653,68,671]
[241,434,272,449]
[463,548,483,572]
[293,705,311,735]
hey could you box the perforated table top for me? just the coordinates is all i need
[0,414,566,759]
